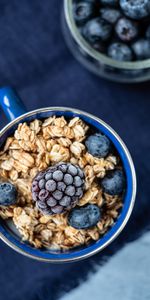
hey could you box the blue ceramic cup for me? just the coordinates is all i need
[0,87,136,262]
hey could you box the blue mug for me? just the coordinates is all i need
[0,87,136,262]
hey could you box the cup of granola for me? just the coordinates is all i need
[0,87,136,262]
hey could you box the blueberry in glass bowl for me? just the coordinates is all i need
[62,0,150,82]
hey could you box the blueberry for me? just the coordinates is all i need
[108,42,133,61]
[68,204,101,229]
[146,26,150,39]
[100,0,119,6]
[82,18,112,44]
[101,170,126,195]
[100,8,121,24]
[132,39,150,59]
[0,182,17,206]
[85,133,111,158]
[73,1,95,25]
[92,41,106,53]
[115,18,138,42]
[120,0,150,20]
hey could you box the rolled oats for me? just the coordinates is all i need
[0,116,123,250]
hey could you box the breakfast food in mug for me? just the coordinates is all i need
[0,116,126,250]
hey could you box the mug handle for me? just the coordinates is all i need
[0,87,27,122]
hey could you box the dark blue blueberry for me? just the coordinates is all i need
[115,18,138,42]
[100,8,121,24]
[120,0,150,20]
[73,1,95,25]
[92,41,106,53]
[146,26,150,39]
[0,182,17,206]
[100,0,119,7]
[68,204,101,229]
[85,133,111,158]
[101,170,126,195]
[108,42,133,61]
[82,18,112,44]
[132,39,150,59]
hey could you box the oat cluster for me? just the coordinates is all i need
[0,116,123,250]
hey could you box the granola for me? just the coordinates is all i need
[0,116,123,250]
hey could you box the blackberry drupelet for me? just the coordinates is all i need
[32,162,85,215]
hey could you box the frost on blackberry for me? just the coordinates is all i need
[32,162,85,215]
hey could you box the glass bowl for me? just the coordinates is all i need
[63,0,150,83]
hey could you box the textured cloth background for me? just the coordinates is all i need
[0,1,150,300]
[61,231,150,300]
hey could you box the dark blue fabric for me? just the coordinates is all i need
[0,1,150,299]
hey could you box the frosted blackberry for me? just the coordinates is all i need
[31,162,85,215]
